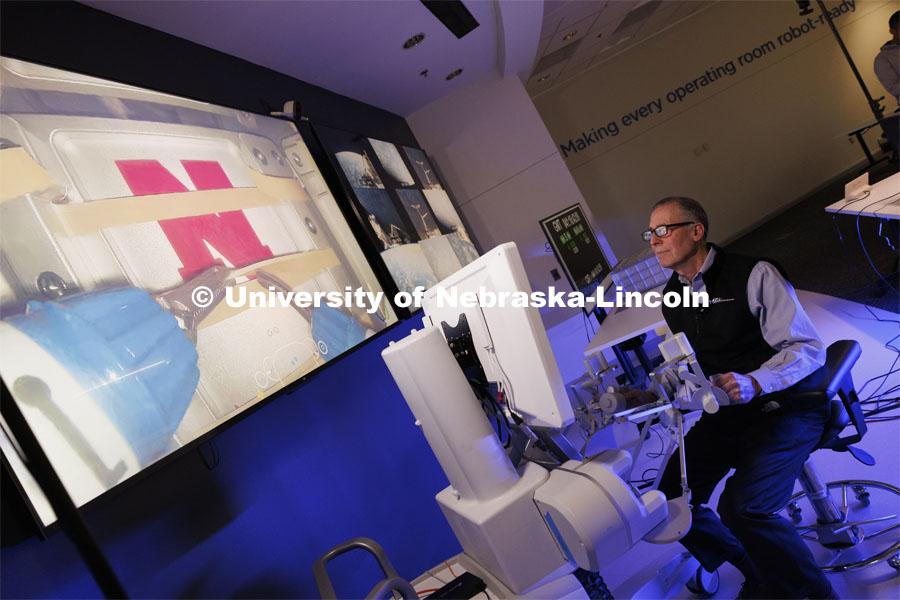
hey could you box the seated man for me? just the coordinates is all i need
[629,197,837,599]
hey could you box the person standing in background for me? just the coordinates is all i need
[873,11,899,153]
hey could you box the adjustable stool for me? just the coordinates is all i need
[783,340,900,572]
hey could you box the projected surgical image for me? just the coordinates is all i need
[0,57,396,526]
[317,126,479,296]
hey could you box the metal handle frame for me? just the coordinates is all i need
[312,537,417,600]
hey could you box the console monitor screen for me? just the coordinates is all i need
[421,243,574,430]
[0,57,396,527]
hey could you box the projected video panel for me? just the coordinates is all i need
[315,125,479,295]
[0,58,396,526]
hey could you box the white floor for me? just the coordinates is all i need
[545,290,900,599]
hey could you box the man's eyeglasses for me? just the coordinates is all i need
[641,221,695,242]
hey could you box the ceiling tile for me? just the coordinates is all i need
[622,0,681,49]
[559,52,597,80]
[528,0,718,91]
[526,61,567,94]
[639,0,682,33]
[557,0,607,31]
[666,1,697,23]
[533,37,584,74]
[616,0,662,31]
[536,34,555,58]
[543,12,601,55]
[586,0,636,40]
[542,14,564,41]
[587,35,634,67]
[541,0,571,32]
[613,0,662,36]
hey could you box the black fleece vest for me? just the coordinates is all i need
[661,246,776,377]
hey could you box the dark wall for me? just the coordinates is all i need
[0,2,459,597]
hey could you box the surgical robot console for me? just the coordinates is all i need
[380,243,727,599]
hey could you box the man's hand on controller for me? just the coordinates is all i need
[710,372,761,404]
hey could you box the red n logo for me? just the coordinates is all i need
[116,159,273,280]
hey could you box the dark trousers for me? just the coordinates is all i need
[658,400,832,598]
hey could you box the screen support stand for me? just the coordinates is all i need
[1,379,127,599]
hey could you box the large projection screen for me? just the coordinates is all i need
[0,57,396,527]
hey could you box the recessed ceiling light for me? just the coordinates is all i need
[446,69,463,81]
[537,75,550,83]
[563,30,578,41]
[403,33,426,49]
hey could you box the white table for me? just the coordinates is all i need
[584,284,667,360]
[824,172,900,220]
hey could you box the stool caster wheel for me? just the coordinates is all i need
[787,501,803,523]
[888,554,899,572]
[685,565,719,598]
[853,484,870,506]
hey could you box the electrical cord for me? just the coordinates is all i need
[862,398,900,419]
[832,189,872,212]
[644,425,666,459]
[583,310,593,344]
[630,467,660,490]
[642,467,660,483]
[477,305,516,419]
[444,561,456,578]
[830,188,900,292]
[627,425,668,488]
[522,455,563,470]
[855,212,900,297]
[858,332,900,402]
[832,188,900,218]
[861,391,900,405]
[468,378,512,448]
[831,215,879,287]
[487,393,511,448]
[839,304,900,406]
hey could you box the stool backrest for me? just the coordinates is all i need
[790,340,865,452]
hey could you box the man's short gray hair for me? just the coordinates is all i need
[652,196,709,241]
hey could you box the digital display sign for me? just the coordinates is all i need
[539,204,611,291]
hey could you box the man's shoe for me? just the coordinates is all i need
[736,578,764,599]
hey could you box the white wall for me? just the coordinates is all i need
[532,0,897,260]
[407,74,616,328]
